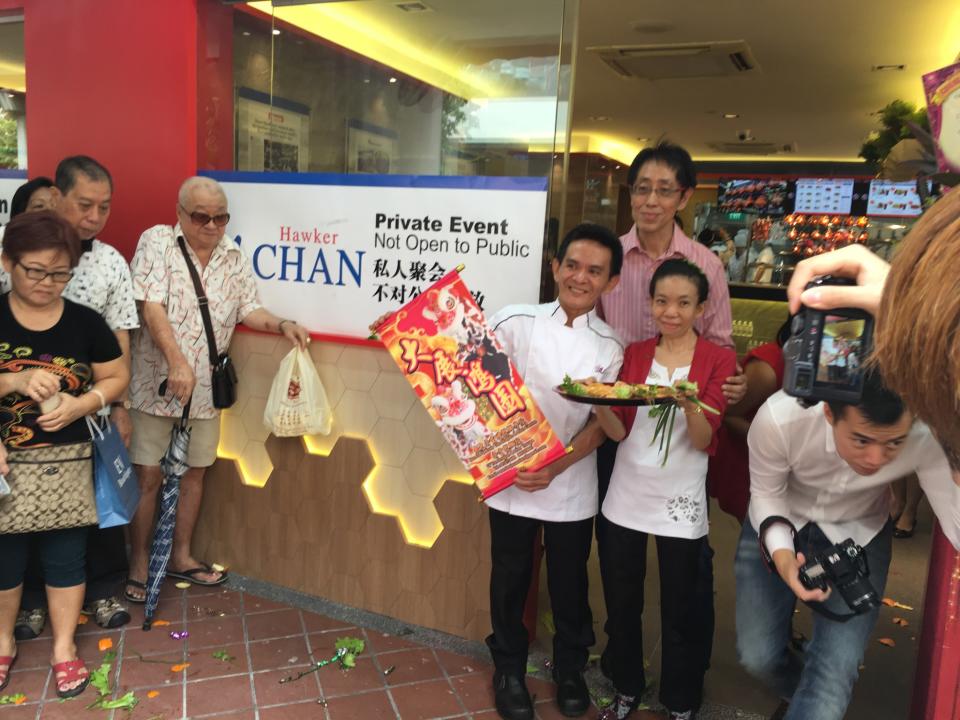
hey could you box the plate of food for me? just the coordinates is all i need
[554,375,675,406]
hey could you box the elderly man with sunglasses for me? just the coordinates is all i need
[124,176,309,596]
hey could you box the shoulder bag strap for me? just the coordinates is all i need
[177,236,220,368]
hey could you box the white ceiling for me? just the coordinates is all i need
[331,0,959,161]
[572,0,960,161]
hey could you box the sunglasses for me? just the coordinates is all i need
[179,204,230,227]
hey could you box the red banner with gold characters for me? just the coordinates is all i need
[375,269,568,499]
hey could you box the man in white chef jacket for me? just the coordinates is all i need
[485,223,624,720]
[736,369,960,720]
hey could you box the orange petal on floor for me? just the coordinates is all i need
[893,617,909,627]
[98,638,113,651]
[175,582,191,589]
[878,638,896,647]
[152,620,171,627]
[76,615,88,625]
[170,663,191,672]
[147,691,160,699]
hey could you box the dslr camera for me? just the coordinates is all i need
[798,538,880,614]
[783,276,874,405]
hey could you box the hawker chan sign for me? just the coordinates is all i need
[206,171,549,339]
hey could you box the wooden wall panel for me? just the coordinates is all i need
[192,335,493,641]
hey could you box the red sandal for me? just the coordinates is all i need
[0,653,17,692]
[52,658,90,699]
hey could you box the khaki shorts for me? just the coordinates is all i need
[128,409,221,468]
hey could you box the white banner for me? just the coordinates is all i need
[0,171,28,225]
[208,172,549,339]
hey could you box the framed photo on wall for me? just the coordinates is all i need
[346,119,398,174]
[236,87,311,172]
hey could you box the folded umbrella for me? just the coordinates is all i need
[143,401,192,631]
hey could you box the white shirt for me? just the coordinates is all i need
[129,224,261,419]
[484,301,623,522]
[0,233,139,332]
[748,391,960,554]
[602,361,709,539]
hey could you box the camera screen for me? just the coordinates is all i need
[816,315,866,387]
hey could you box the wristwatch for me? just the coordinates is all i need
[111,400,132,410]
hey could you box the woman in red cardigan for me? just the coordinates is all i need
[594,259,736,720]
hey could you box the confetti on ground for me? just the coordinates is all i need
[76,615,89,625]
[212,650,235,662]
[170,631,189,640]
[152,620,171,627]
[383,665,396,676]
[882,598,914,610]
[98,638,113,652]
[147,691,160,699]
[893,617,909,627]
[878,638,897,648]
[211,563,226,573]
[170,663,191,672]
[0,694,27,705]
[317,698,328,706]
[175,582,191,589]
[526,664,539,674]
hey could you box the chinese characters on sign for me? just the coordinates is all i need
[377,270,566,499]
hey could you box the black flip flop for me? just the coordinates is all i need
[166,563,228,587]
[124,579,147,604]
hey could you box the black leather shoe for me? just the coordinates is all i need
[494,673,533,720]
[554,669,590,717]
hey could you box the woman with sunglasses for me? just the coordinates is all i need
[124,176,309,603]
[0,211,128,699]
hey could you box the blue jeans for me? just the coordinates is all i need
[734,520,892,720]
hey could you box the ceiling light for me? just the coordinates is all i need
[637,137,650,142]
[871,64,905,71]
[723,113,739,119]
[389,77,398,83]
[272,28,281,35]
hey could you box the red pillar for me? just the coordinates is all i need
[18,0,198,258]
[911,525,960,719]
[196,0,234,172]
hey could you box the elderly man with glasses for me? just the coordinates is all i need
[124,176,309,596]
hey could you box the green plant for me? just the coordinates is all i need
[0,110,18,169]
[859,101,930,164]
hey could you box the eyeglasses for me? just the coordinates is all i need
[179,204,230,227]
[629,185,684,199]
[16,261,73,284]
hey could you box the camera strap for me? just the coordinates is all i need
[757,516,860,623]
[177,236,221,370]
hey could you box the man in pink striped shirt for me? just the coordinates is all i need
[598,144,734,351]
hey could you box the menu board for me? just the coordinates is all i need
[794,178,855,215]
[717,179,795,216]
[867,180,923,217]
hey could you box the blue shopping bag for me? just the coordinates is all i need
[87,416,140,528]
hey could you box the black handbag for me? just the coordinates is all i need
[177,236,238,409]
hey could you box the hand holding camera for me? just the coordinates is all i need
[783,276,875,406]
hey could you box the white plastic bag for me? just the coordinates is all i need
[263,347,332,437]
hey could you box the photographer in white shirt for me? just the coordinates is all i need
[735,368,959,720]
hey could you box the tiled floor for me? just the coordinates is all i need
[0,581,607,720]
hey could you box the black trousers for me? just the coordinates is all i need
[486,508,595,677]
[600,520,707,713]
[21,524,128,608]
[596,438,715,675]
